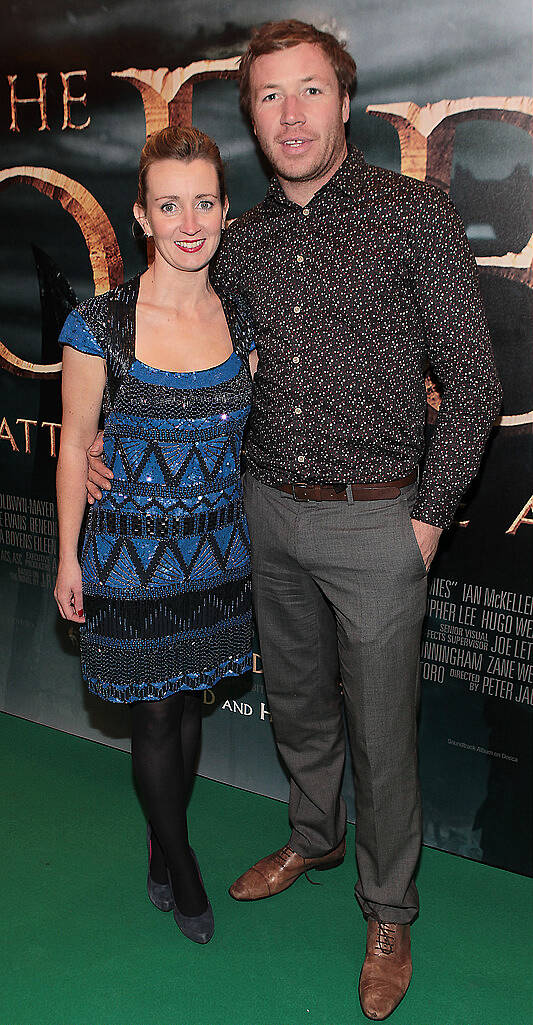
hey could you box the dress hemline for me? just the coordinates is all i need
[84,650,253,704]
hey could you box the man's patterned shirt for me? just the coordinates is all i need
[212,146,502,528]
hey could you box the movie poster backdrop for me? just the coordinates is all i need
[1,0,531,875]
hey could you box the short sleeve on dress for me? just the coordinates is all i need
[229,294,257,354]
[59,309,105,358]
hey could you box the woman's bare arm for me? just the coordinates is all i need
[54,346,105,622]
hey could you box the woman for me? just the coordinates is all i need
[54,127,257,944]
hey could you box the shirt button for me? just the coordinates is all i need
[296,254,304,263]
[293,305,301,314]
[302,208,310,217]
[297,455,305,463]
[293,355,300,364]
[294,406,302,415]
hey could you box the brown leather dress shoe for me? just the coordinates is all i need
[358,920,412,1020]
[228,837,346,900]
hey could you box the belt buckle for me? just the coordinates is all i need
[291,483,307,501]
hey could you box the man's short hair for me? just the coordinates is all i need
[239,19,357,118]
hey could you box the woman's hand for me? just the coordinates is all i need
[54,557,85,622]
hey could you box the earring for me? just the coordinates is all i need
[131,219,146,240]
[132,219,153,241]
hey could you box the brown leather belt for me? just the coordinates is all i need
[274,470,417,503]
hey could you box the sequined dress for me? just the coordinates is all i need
[59,276,253,702]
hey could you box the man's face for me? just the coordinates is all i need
[249,42,349,188]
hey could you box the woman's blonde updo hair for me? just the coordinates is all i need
[136,126,226,209]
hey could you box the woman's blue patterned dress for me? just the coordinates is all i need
[59,276,253,702]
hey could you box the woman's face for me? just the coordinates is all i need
[134,157,228,273]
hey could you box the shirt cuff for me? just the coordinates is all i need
[411,494,455,530]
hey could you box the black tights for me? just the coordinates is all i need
[131,691,206,916]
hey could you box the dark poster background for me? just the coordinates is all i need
[0,0,531,876]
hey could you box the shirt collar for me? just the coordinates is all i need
[264,145,367,211]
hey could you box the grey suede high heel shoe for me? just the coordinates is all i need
[167,850,214,945]
[146,823,174,912]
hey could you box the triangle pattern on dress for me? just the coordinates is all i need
[124,538,171,587]
[193,437,232,477]
[109,448,129,481]
[135,450,168,485]
[92,535,134,586]
[130,440,180,485]
[119,436,155,474]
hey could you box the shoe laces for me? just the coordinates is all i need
[374,922,397,956]
[272,843,294,867]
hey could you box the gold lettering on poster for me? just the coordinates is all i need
[366,95,531,205]
[365,96,533,282]
[0,417,19,451]
[506,495,533,535]
[0,166,123,378]
[0,416,64,454]
[112,57,241,135]
[367,96,533,430]
[61,71,90,130]
[41,422,61,457]
[8,72,49,132]
[16,418,38,453]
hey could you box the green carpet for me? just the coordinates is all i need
[2,712,532,1025]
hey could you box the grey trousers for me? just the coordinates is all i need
[244,473,428,924]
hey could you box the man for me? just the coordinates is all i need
[88,20,501,1020]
